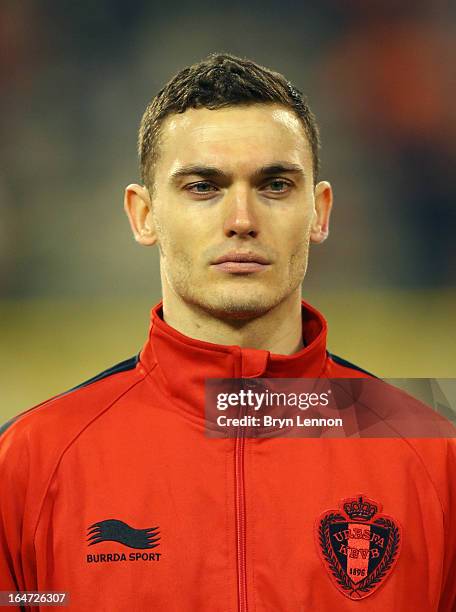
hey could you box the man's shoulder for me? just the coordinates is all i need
[325,351,377,378]
[0,354,146,451]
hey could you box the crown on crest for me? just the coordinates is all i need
[343,496,377,522]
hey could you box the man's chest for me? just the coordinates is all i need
[32,432,444,612]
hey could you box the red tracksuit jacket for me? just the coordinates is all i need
[0,300,455,611]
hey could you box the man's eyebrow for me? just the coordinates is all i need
[169,165,225,183]
[169,162,305,184]
[254,163,305,179]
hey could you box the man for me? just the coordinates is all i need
[0,53,455,611]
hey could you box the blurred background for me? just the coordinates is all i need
[1,0,455,419]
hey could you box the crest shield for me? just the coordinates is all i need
[315,494,402,600]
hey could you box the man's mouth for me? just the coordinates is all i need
[211,252,271,274]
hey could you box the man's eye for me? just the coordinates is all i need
[187,182,218,193]
[264,179,291,192]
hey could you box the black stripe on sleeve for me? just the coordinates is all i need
[0,354,140,439]
[63,354,140,395]
[327,352,378,378]
[0,416,19,438]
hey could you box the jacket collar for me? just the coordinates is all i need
[140,301,328,415]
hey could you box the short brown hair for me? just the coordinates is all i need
[138,52,321,191]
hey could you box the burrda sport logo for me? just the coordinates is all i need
[86,519,162,564]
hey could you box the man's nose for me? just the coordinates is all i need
[222,186,258,238]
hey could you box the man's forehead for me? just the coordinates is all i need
[159,104,311,170]
[162,104,304,138]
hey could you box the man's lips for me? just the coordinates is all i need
[211,252,271,274]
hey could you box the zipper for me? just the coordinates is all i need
[235,424,248,612]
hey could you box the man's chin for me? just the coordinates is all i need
[191,293,279,321]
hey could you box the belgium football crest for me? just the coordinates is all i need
[315,494,402,600]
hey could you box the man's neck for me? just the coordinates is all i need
[161,288,305,356]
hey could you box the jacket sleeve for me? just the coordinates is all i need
[0,418,30,591]
[438,438,456,612]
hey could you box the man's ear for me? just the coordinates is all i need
[310,180,333,244]
[123,183,157,246]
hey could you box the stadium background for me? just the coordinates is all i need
[1,0,455,419]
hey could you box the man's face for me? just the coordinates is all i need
[130,103,331,319]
